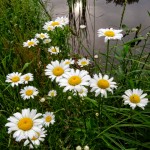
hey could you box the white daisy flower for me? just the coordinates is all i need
[5,108,43,141]
[5,72,24,87]
[21,73,34,84]
[80,25,86,29]
[122,89,149,110]
[24,127,47,149]
[44,20,62,30]
[48,46,60,55]
[45,60,70,82]
[43,112,55,127]
[97,28,123,42]
[58,69,91,92]
[20,86,39,100]
[77,58,90,67]
[63,58,75,65]
[75,87,88,97]
[48,90,57,97]
[43,38,52,44]
[90,73,117,98]
[55,16,69,26]
[43,21,54,31]
[23,38,39,48]
[35,33,49,40]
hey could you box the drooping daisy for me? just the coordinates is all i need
[90,73,117,98]
[5,108,43,141]
[43,38,52,44]
[97,28,123,42]
[43,21,54,31]
[122,89,149,110]
[94,55,98,59]
[77,58,90,67]
[80,25,86,29]
[20,86,39,100]
[43,112,55,127]
[48,90,57,97]
[48,46,60,55]
[23,38,39,48]
[55,16,69,26]
[63,58,75,65]
[5,72,24,87]
[45,60,70,82]
[24,127,47,149]
[21,73,34,84]
[58,69,91,92]
[35,33,49,40]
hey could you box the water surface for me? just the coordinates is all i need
[43,0,150,54]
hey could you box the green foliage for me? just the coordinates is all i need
[0,0,150,150]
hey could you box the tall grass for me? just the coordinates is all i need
[0,0,150,150]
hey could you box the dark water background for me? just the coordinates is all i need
[43,0,150,55]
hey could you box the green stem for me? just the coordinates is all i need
[78,95,87,133]
[77,38,103,72]
[110,0,127,74]
[93,0,96,57]
[98,96,103,127]
[119,0,127,28]
[105,40,110,73]
[28,138,36,149]
[138,34,149,61]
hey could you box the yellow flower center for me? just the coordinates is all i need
[28,41,34,46]
[81,61,87,66]
[79,89,84,94]
[18,118,33,131]
[65,61,70,65]
[97,79,110,89]
[32,132,40,141]
[40,34,45,39]
[51,48,57,52]
[68,76,81,86]
[130,94,140,103]
[104,30,115,37]
[26,90,33,96]
[50,91,55,97]
[45,116,52,122]
[52,67,64,76]
[51,21,60,26]
[11,76,20,82]
[47,26,52,31]
[24,75,30,81]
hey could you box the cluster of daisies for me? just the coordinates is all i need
[5,16,149,149]
[5,72,59,100]
[23,16,69,48]
[5,72,39,100]
[44,59,149,109]
[5,108,55,148]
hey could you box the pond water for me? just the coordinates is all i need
[43,0,150,55]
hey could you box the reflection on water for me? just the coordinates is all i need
[43,0,150,55]
[106,0,139,5]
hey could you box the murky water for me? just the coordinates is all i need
[43,0,150,55]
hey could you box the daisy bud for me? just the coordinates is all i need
[76,145,82,150]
